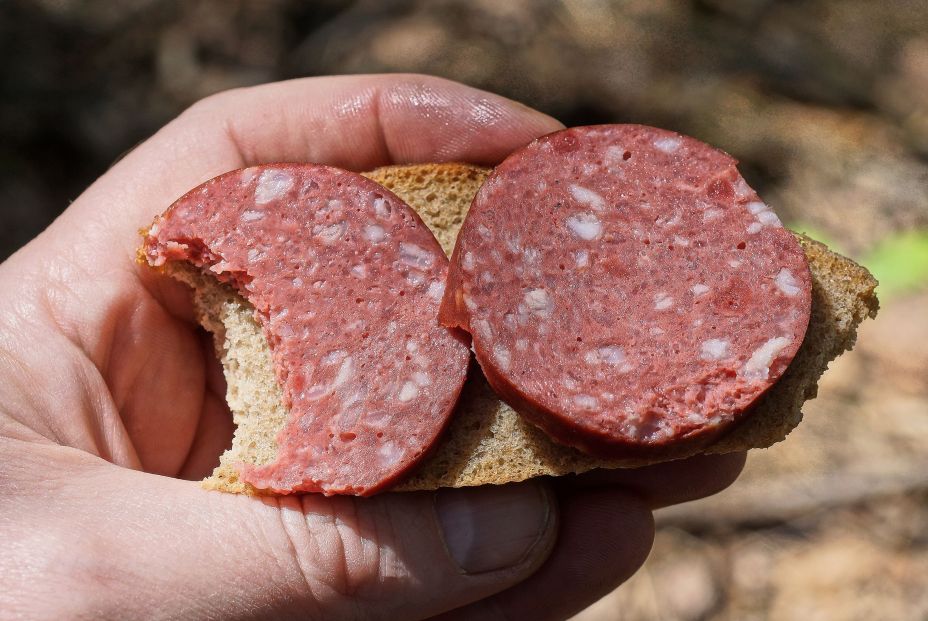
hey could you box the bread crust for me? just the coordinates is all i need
[160,163,878,494]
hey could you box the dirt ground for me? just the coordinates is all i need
[2,1,926,618]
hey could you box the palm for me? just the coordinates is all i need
[0,237,225,478]
[99,270,228,479]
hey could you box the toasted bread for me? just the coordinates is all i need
[164,163,877,494]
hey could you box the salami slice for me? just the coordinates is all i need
[440,125,812,457]
[144,164,470,495]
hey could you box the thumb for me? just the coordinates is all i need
[9,445,557,620]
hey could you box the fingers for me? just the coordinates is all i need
[8,443,559,620]
[65,74,562,264]
[434,488,654,621]
[563,451,748,509]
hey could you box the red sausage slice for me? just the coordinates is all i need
[440,125,812,457]
[145,164,470,495]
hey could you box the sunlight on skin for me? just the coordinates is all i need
[0,74,744,620]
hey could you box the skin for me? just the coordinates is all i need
[0,74,745,620]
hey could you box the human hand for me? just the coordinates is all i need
[0,74,745,620]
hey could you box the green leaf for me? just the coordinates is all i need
[863,230,928,298]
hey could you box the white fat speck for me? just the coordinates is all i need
[342,392,361,409]
[729,259,743,268]
[562,377,579,390]
[254,169,294,204]
[463,292,477,311]
[663,214,681,228]
[315,221,346,243]
[524,288,553,317]
[582,163,597,175]
[241,210,264,222]
[378,441,402,466]
[398,381,419,402]
[292,277,303,287]
[426,280,445,301]
[504,311,520,329]
[303,384,329,401]
[247,248,263,262]
[566,213,602,240]
[405,340,418,353]
[574,394,600,410]
[515,338,528,351]
[654,136,682,153]
[406,271,425,286]
[333,356,354,387]
[734,177,752,198]
[240,168,259,184]
[775,268,801,296]
[523,247,540,264]
[742,336,791,380]
[413,371,431,387]
[493,345,511,370]
[477,224,493,241]
[373,197,390,218]
[481,272,495,284]
[351,264,367,278]
[569,185,606,211]
[462,252,476,272]
[363,224,386,242]
[321,349,346,365]
[693,318,704,327]
[399,243,434,269]
[504,235,522,254]
[599,345,627,365]
[758,210,781,225]
[472,318,492,340]
[575,250,589,268]
[650,327,665,336]
[386,321,397,334]
[691,283,710,296]
[364,410,391,430]
[747,201,782,230]
[747,201,767,215]
[703,209,723,222]
[654,292,673,310]
[605,145,627,163]
[700,338,730,361]
[673,235,690,247]
[586,345,626,365]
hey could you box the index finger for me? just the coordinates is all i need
[65,74,563,260]
[559,451,748,509]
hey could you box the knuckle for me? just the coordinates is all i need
[273,495,403,617]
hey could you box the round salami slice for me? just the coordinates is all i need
[440,125,812,457]
[145,164,470,495]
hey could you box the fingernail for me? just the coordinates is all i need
[435,482,554,574]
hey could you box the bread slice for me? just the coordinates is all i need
[167,163,877,494]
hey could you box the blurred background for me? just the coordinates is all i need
[2,0,927,618]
